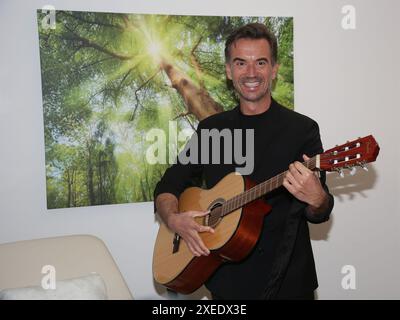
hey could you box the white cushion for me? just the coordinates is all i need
[0,273,107,300]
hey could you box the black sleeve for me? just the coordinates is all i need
[300,120,334,224]
[153,121,205,213]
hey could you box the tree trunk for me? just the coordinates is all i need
[140,179,148,201]
[160,59,223,121]
[87,141,96,205]
[66,170,72,208]
[72,169,77,207]
[98,152,103,204]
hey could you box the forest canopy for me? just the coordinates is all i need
[37,11,294,209]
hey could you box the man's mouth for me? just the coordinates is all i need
[240,78,263,89]
[243,81,260,88]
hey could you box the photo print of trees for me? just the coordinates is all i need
[37,10,293,209]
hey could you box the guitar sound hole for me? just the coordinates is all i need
[205,201,224,228]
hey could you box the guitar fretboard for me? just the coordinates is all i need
[221,156,317,217]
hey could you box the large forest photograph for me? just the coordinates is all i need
[37,10,294,209]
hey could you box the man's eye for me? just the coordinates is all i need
[258,61,267,66]
[235,61,245,66]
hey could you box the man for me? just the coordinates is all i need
[154,23,334,300]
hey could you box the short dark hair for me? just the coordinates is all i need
[224,23,278,65]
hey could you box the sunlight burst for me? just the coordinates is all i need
[147,40,162,62]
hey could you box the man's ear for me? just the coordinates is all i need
[272,63,280,80]
[225,63,232,80]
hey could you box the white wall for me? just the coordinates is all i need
[0,0,399,299]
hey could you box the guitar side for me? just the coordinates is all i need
[152,172,272,294]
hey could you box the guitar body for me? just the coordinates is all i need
[152,172,272,294]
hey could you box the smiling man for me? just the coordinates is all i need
[154,23,334,300]
[225,37,278,114]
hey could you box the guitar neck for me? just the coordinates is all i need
[221,155,319,217]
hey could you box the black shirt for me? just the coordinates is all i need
[154,98,334,299]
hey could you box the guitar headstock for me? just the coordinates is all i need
[319,135,380,174]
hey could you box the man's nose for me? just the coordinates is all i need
[246,63,256,76]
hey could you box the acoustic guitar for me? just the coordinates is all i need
[152,135,380,294]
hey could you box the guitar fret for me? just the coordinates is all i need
[224,156,320,218]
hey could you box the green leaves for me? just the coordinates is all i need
[38,12,294,208]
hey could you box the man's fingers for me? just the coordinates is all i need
[186,241,201,257]
[289,163,303,180]
[181,226,211,256]
[179,210,213,256]
[285,171,302,190]
[187,233,205,256]
[283,178,296,195]
[191,210,211,217]
[303,154,310,161]
[198,225,215,234]
[293,161,311,175]
[195,226,212,254]
[193,233,210,255]
[185,232,209,256]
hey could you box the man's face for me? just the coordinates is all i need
[225,38,279,104]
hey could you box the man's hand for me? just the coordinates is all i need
[167,210,214,257]
[283,154,328,211]
[155,193,214,257]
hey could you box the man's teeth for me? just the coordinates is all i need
[244,82,260,88]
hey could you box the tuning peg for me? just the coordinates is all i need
[360,163,369,172]
[338,169,345,178]
[349,166,357,176]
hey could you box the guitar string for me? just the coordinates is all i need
[205,157,317,226]
[198,157,315,207]
[206,158,316,225]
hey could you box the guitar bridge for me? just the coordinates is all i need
[172,233,181,253]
